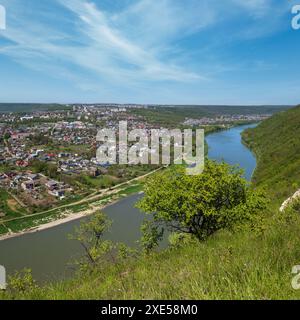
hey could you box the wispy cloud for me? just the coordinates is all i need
[0,0,204,89]
[0,0,292,99]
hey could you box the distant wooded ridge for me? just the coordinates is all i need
[0,103,71,113]
[0,103,292,115]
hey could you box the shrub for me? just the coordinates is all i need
[137,160,266,243]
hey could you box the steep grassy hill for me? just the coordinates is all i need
[243,105,300,205]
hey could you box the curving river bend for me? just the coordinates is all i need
[0,123,257,282]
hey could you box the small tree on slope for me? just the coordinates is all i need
[137,160,266,245]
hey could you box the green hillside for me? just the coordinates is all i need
[242,105,300,205]
[2,107,300,300]
[0,103,71,113]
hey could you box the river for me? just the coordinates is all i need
[206,123,257,180]
[0,123,257,282]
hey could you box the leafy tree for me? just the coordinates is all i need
[47,163,59,179]
[7,269,37,296]
[140,220,164,253]
[71,212,137,272]
[29,133,50,145]
[71,212,114,269]
[30,159,48,174]
[168,232,193,249]
[3,132,11,141]
[137,160,266,242]
[30,160,58,179]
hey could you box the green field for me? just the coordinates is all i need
[0,189,27,219]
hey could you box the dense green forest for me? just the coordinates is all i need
[2,106,300,300]
[0,104,71,113]
[141,105,290,116]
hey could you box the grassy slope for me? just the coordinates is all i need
[242,105,300,205]
[3,106,300,300]
[5,217,300,300]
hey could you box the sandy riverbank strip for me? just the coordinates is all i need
[0,195,128,242]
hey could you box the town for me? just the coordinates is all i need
[0,104,274,227]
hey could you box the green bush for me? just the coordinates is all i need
[138,160,266,242]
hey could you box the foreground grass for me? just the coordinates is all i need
[2,208,300,300]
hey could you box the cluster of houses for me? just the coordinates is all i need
[183,114,272,126]
[58,155,108,175]
[0,105,155,183]
[0,171,71,202]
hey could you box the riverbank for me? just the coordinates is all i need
[0,167,161,241]
[0,193,126,241]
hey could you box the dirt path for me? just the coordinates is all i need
[7,192,28,211]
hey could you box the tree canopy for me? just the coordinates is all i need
[137,160,266,243]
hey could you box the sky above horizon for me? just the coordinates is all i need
[0,0,299,105]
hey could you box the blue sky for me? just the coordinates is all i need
[0,0,299,105]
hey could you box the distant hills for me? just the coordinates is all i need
[0,103,292,114]
[0,103,71,113]
[155,105,292,115]
[129,105,292,127]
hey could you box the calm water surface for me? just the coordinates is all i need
[206,123,257,180]
[0,123,257,282]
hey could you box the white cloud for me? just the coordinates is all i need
[113,0,216,47]
[0,0,202,88]
[230,0,271,17]
[0,0,291,94]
